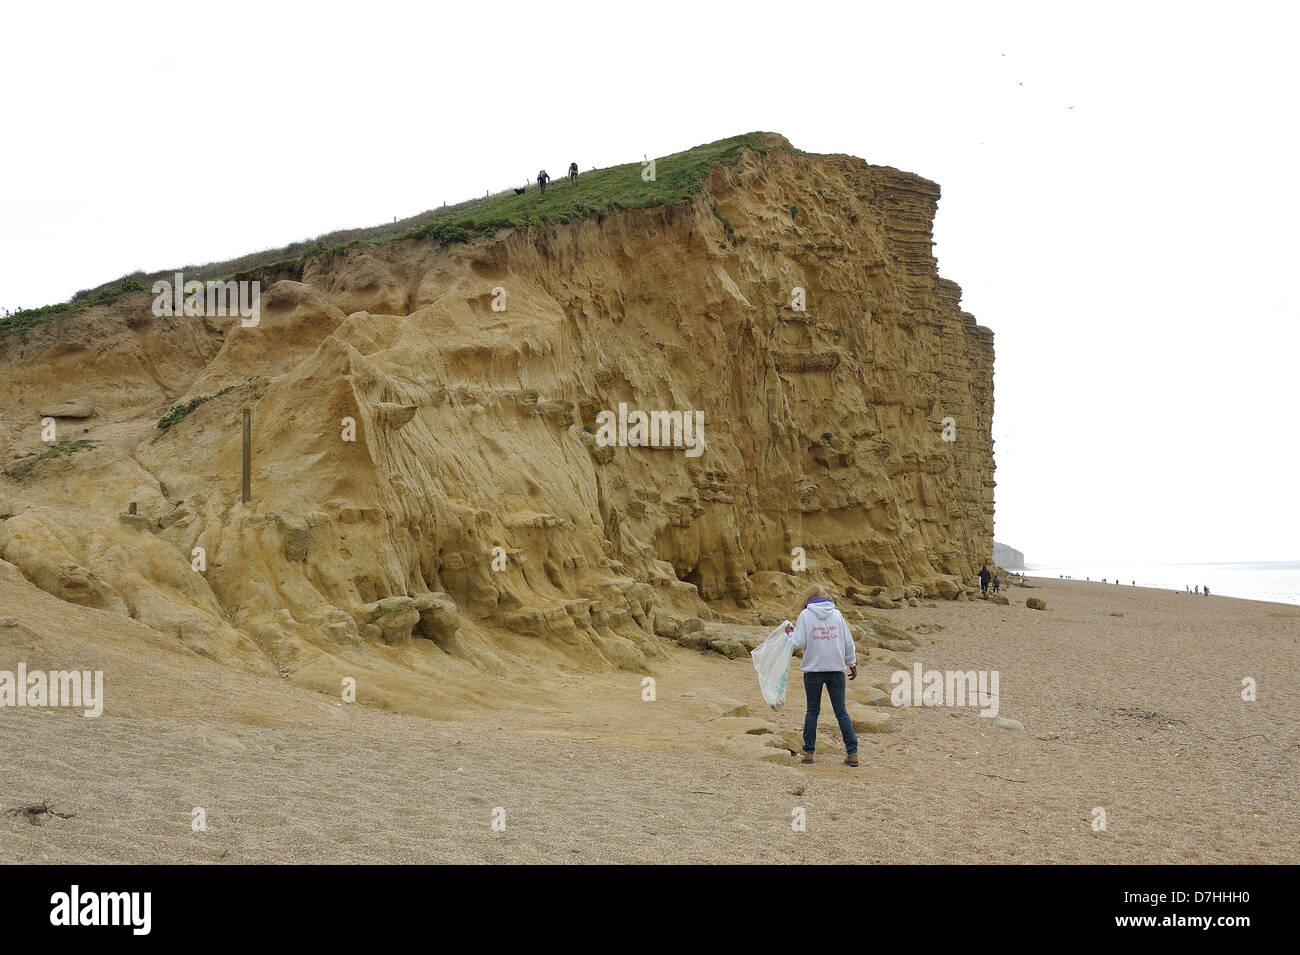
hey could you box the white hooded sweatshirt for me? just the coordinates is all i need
[788,597,856,672]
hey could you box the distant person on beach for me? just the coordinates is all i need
[787,584,859,767]
[979,565,991,595]
[992,573,1001,594]
[1195,585,1200,595]
[537,169,550,195]
[1205,585,1211,596]
[568,162,578,184]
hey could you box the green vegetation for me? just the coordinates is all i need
[275,132,776,268]
[157,385,236,430]
[11,132,789,333]
[1,280,147,339]
[415,131,776,234]
[79,279,146,303]
[3,439,102,482]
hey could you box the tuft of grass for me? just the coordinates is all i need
[157,385,236,430]
[3,439,102,482]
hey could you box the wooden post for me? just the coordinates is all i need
[242,408,251,503]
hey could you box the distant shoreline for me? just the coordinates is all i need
[1020,574,1300,610]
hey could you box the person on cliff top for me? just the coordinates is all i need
[785,584,859,767]
[992,573,1001,594]
[979,565,992,596]
[568,162,578,184]
[537,169,550,195]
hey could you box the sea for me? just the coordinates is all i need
[1022,561,1300,607]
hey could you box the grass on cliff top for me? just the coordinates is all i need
[4,132,787,337]
[0,280,148,338]
[225,132,783,278]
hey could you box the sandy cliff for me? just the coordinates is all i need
[993,542,1025,569]
[0,134,994,688]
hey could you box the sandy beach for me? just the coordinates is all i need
[2,574,1295,864]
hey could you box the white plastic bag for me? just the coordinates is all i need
[750,621,796,711]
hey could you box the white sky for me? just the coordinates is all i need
[2,0,1297,565]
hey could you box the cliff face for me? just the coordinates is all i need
[993,542,1025,569]
[0,135,994,679]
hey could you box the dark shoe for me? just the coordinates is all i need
[844,754,859,767]
[800,753,814,764]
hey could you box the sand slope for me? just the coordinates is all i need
[2,575,1295,864]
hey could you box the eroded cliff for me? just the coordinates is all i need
[0,134,994,688]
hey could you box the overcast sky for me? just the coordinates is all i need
[3,1,1296,565]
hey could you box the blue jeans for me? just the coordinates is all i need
[802,671,858,755]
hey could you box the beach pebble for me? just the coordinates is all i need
[991,716,1025,731]
[1026,598,1048,611]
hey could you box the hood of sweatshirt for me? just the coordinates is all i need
[805,597,837,620]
